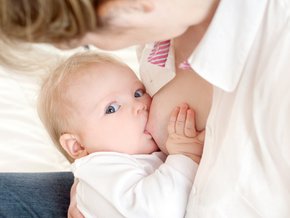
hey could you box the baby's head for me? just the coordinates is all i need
[38,52,158,162]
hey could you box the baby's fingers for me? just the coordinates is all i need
[184,109,197,137]
[168,106,179,135]
[176,103,188,135]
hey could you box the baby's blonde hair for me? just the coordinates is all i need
[38,51,126,161]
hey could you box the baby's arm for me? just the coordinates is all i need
[74,152,197,218]
[166,103,205,164]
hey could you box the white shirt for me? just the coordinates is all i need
[186,0,290,217]
[139,0,290,217]
[72,152,198,218]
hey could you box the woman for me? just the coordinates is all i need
[1,0,289,217]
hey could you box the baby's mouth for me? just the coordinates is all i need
[144,129,151,135]
[143,128,153,139]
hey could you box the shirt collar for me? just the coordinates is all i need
[189,0,267,92]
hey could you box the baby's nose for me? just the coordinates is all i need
[134,101,147,114]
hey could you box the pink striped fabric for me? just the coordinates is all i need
[147,40,171,67]
[178,60,191,70]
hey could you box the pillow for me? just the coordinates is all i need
[0,43,138,172]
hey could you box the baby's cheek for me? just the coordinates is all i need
[156,141,168,155]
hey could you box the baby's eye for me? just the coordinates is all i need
[134,89,145,98]
[105,103,120,114]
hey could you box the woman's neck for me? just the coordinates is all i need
[174,0,219,66]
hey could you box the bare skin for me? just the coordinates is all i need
[67,23,213,218]
[148,69,212,154]
[166,103,204,164]
[67,38,212,218]
[68,102,204,218]
[67,1,218,217]
[146,24,213,153]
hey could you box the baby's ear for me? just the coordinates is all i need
[59,133,88,159]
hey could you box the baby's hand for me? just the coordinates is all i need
[166,103,204,163]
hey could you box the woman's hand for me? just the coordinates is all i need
[67,179,84,218]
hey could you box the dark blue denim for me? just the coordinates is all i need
[0,172,74,218]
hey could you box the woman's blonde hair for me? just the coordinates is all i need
[0,0,99,70]
[0,0,97,43]
[38,51,125,161]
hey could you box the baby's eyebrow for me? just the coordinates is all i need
[133,80,145,88]
[89,94,112,116]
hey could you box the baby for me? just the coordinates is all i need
[38,52,204,218]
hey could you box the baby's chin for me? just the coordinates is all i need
[152,132,168,155]
[153,135,168,155]
[157,144,168,155]
[140,136,159,154]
